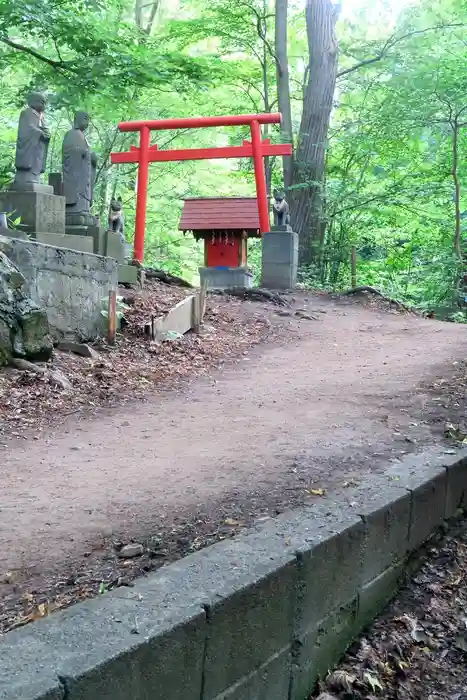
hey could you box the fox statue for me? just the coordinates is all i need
[271,189,290,228]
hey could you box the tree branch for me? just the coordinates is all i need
[337,54,386,78]
[337,23,467,79]
[0,35,77,71]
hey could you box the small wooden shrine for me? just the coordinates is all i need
[179,197,260,270]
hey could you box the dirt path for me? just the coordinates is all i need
[1,297,466,606]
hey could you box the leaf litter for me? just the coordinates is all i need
[0,280,291,634]
[313,526,467,700]
[2,285,467,653]
[0,280,276,445]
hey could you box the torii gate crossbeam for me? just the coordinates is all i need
[110,113,293,263]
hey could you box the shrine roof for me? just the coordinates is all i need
[179,197,260,232]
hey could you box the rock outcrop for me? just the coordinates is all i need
[0,251,52,365]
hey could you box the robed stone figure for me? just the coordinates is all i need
[62,111,97,222]
[13,92,50,190]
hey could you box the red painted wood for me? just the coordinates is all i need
[179,197,260,232]
[111,142,292,164]
[250,119,269,237]
[240,238,247,266]
[205,237,242,268]
[110,112,294,262]
[133,125,150,263]
[118,113,283,132]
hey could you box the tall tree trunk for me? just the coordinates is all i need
[451,115,465,308]
[262,11,272,193]
[258,0,273,192]
[451,119,462,260]
[290,0,340,265]
[135,0,161,35]
[275,0,293,189]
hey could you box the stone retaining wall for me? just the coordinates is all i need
[1,447,466,700]
[0,235,117,341]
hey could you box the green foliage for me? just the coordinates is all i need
[314,0,467,312]
[1,0,466,311]
[101,295,130,320]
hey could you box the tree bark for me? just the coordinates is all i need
[275,0,293,189]
[135,0,161,35]
[290,0,340,265]
[451,119,462,259]
[254,0,273,192]
[262,6,272,193]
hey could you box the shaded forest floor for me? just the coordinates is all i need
[0,280,277,443]
[1,285,467,634]
[314,524,467,700]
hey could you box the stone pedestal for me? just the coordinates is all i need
[0,189,65,234]
[118,264,138,284]
[65,224,105,255]
[10,181,53,194]
[105,230,126,264]
[199,266,253,290]
[48,173,63,196]
[64,225,126,263]
[34,232,94,254]
[261,228,298,290]
[0,229,29,241]
[65,212,97,227]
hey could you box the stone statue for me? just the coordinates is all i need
[271,189,291,228]
[13,92,51,191]
[62,111,97,225]
[108,196,124,241]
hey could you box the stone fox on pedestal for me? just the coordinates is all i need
[108,196,124,241]
[271,189,290,228]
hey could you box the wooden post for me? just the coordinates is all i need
[199,279,207,322]
[108,290,117,345]
[133,125,151,263]
[250,119,270,235]
[193,280,208,333]
[137,266,145,290]
[351,246,357,290]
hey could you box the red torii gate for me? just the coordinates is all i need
[110,113,293,263]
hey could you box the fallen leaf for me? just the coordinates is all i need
[455,634,467,652]
[363,671,383,692]
[327,669,356,691]
[37,602,49,618]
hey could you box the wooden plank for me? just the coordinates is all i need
[107,290,117,345]
[153,295,195,340]
[112,143,292,165]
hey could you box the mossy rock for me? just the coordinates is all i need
[0,317,12,366]
[15,299,52,362]
[0,254,52,365]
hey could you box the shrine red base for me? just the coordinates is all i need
[204,236,247,268]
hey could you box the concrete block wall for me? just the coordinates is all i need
[1,448,467,700]
[0,235,118,342]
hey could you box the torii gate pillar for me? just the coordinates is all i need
[111,113,292,263]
